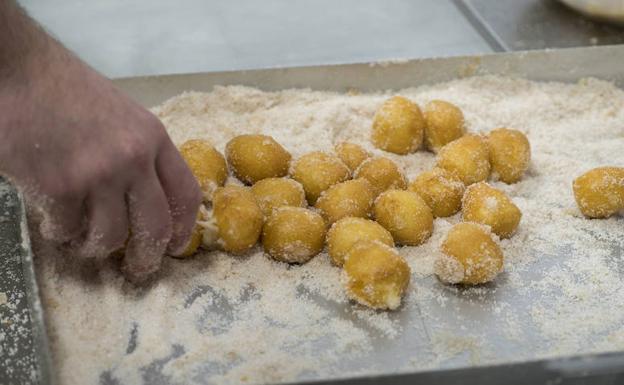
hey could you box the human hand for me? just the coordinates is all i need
[0,43,201,282]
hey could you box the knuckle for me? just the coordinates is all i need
[149,116,167,134]
[123,138,153,170]
[123,114,170,173]
[140,112,168,140]
[88,164,116,187]
[143,111,166,129]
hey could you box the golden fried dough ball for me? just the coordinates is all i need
[179,139,228,200]
[327,217,394,266]
[436,222,503,285]
[462,182,522,238]
[334,142,370,173]
[371,96,425,155]
[436,134,490,185]
[262,207,326,264]
[251,177,306,218]
[290,151,351,204]
[343,240,410,310]
[315,179,374,224]
[487,128,531,184]
[173,207,210,258]
[225,134,291,184]
[573,166,624,218]
[423,100,466,152]
[374,189,433,246]
[209,185,264,253]
[354,157,407,197]
[408,167,465,218]
[176,225,203,258]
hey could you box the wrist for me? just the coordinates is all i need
[0,39,64,172]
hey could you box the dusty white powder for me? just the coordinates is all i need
[32,75,624,385]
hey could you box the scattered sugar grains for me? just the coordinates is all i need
[32,76,624,385]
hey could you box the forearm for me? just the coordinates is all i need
[0,0,55,82]
[0,1,72,176]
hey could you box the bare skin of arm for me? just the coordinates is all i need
[0,1,202,282]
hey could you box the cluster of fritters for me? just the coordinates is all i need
[176,95,531,310]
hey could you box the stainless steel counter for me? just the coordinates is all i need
[457,0,624,51]
[18,0,493,78]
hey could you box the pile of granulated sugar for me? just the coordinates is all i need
[33,75,624,385]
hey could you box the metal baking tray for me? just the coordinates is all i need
[114,45,624,385]
[3,45,624,385]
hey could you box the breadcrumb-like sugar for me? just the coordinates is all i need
[33,76,624,385]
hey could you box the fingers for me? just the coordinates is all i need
[75,187,129,259]
[155,139,202,256]
[122,171,172,283]
[37,195,86,243]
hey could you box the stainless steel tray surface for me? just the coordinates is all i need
[117,45,624,385]
[5,45,624,385]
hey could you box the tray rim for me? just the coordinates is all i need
[19,193,56,385]
[112,44,624,87]
[26,44,624,385]
[292,349,624,385]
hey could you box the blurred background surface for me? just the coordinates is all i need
[18,0,623,78]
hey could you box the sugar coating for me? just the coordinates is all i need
[226,134,291,184]
[354,157,407,197]
[437,134,491,186]
[371,96,425,155]
[212,185,264,253]
[374,189,433,246]
[487,128,531,184]
[326,217,394,266]
[462,182,522,239]
[31,76,624,385]
[262,207,326,264]
[250,177,306,218]
[343,240,411,310]
[179,139,227,200]
[315,179,375,224]
[573,166,624,218]
[437,222,504,285]
[290,151,350,204]
[334,142,371,174]
[423,100,466,152]
[409,167,465,218]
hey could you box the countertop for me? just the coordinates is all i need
[19,0,493,78]
[17,0,624,78]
